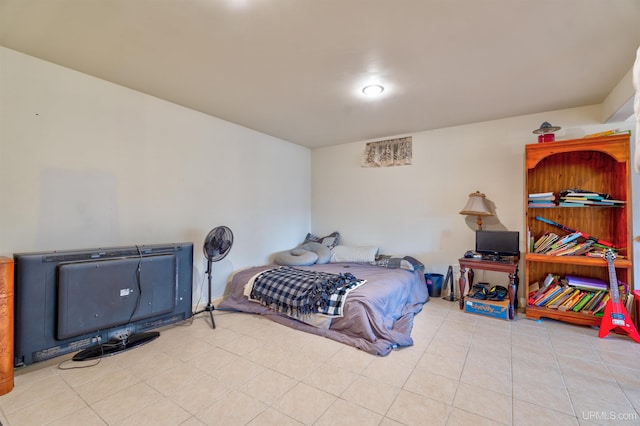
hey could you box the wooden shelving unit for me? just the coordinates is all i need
[524,134,633,325]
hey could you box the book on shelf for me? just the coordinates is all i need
[543,287,574,308]
[565,275,608,291]
[571,292,594,312]
[550,232,582,249]
[546,242,577,256]
[546,289,578,309]
[581,290,606,314]
[558,290,585,311]
[591,293,610,314]
[529,281,557,305]
[528,192,554,199]
[533,232,559,253]
[535,285,565,306]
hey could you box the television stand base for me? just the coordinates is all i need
[72,331,160,362]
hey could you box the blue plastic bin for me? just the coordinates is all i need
[425,273,444,297]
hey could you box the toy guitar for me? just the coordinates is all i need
[598,249,640,343]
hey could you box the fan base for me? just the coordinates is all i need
[193,302,216,329]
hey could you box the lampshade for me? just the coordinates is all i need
[459,191,493,230]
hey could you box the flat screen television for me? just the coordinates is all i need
[13,242,193,366]
[475,230,520,257]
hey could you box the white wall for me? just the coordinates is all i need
[0,47,311,300]
[311,108,637,305]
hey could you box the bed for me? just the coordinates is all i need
[218,262,428,356]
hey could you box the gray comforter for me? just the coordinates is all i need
[218,262,428,356]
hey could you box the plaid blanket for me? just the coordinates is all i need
[250,266,364,317]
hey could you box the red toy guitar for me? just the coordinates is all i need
[598,249,640,343]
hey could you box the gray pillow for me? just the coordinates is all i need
[303,231,340,250]
[274,249,318,266]
[300,242,331,264]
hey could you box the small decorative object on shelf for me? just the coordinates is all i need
[524,134,633,326]
[532,121,561,143]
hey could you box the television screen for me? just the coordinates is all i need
[475,230,519,257]
[13,242,193,366]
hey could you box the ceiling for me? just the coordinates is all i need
[1,1,640,149]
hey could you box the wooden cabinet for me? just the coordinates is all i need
[524,134,633,325]
[0,257,14,395]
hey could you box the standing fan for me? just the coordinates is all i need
[194,226,233,329]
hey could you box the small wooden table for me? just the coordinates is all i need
[458,257,519,320]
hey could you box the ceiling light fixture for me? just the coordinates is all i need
[362,84,384,96]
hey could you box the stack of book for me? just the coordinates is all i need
[558,190,625,207]
[528,280,627,315]
[528,192,556,208]
[532,231,595,256]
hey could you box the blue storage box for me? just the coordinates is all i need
[464,298,509,320]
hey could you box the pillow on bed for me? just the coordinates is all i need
[371,254,424,272]
[300,242,332,264]
[330,245,379,263]
[303,231,341,250]
[274,249,318,266]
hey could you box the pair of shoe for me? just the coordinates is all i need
[469,284,508,301]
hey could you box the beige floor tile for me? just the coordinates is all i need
[563,372,629,406]
[196,390,267,426]
[270,352,323,381]
[90,382,163,424]
[0,373,71,413]
[272,382,336,425]
[445,407,505,426]
[379,416,407,426]
[144,361,208,396]
[326,344,374,374]
[302,364,357,396]
[219,333,265,356]
[459,357,512,396]
[125,351,186,381]
[361,355,415,388]
[177,415,207,426]
[210,357,265,388]
[73,367,141,405]
[5,387,86,426]
[169,375,231,415]
[415,351,466,381]
[453,382,512,425]
[340,375,400,415]
[314,398,382,426]
[569,392,637,425]
[240,369,297,405]
[47,406,107,426]
[246,407,303,426]
[186,347,241,375]
[386,389,451,426]
[513,399,579,426]
[114,398,191,426]
[513,379,575,416]
[403,368,458,404]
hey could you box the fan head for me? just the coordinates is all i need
[203,226,233,262]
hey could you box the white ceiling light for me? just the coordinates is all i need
[362,84,384,96]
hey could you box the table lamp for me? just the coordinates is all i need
[459,191,493,230]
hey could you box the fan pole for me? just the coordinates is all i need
[194,258,216,329]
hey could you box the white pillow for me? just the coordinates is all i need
[330,245,379,263]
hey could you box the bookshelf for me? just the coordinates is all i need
[524,134,633,326]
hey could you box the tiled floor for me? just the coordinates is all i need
[1,297,640,425]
